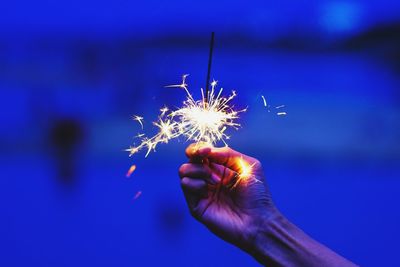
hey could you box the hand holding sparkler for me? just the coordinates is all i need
[179,143,277,252]
[179,143,358,267]
[128,32,356,266]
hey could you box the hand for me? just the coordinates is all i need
[178,143,278,252]
[179,144,358,267]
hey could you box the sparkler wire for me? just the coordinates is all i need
[205,32,215,103]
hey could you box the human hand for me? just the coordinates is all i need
[178,143,278,252]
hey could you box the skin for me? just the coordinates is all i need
[179,144,358,267]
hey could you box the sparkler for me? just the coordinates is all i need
[126,33,288,188]
[205,32,215,103]
[127,33,245,158]
[126,75,245,157]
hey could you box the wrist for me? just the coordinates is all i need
[250,211,290,265]
[245,211,311,267]
[241,208,283,257]
[251,210,285,248]
[246,212,358,267]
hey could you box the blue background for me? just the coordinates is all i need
[1,1,400,266]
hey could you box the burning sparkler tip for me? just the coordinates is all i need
[128,75,245,158]
[229,158,262,189]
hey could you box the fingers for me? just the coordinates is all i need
[209,162,239,188]
[180,177,207,216]
[180,177,210,220]
[180,177,208,197]
[179,163,220,184]
[179,163,210,179]
[185,142,209,158]
[185,143,211,163]
[201,146,242,171]
[179,173,210,218]
[186,143,254,173]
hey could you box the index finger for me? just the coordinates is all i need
[185,143,212,163]
[186,144,257,173]
[185,142,211,158]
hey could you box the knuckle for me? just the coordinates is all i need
[221,146,231,153]
[253,159,262,169]
[185,143,197,157]
[178,164,188,177]
[180,177,189,187]
[184,147,191,157]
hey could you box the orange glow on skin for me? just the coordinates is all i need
[232,158,256,188]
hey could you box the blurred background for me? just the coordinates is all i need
[1,0,400,266]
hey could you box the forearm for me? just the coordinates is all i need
[248,213,358,267]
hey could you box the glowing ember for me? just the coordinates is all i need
[126,75,245,157]
[126,164,137,178]
[133,191,142,200]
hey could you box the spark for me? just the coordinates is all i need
[261,95,267,107]
[238,158,252,178]
[165,74,189,90]
[126,164,137,178]
[127,75,245,157]
[260,96,287,116]
[133,191,142,200]
[160,106,169,117]
[133,115,144,129]
[231,158,258,188]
